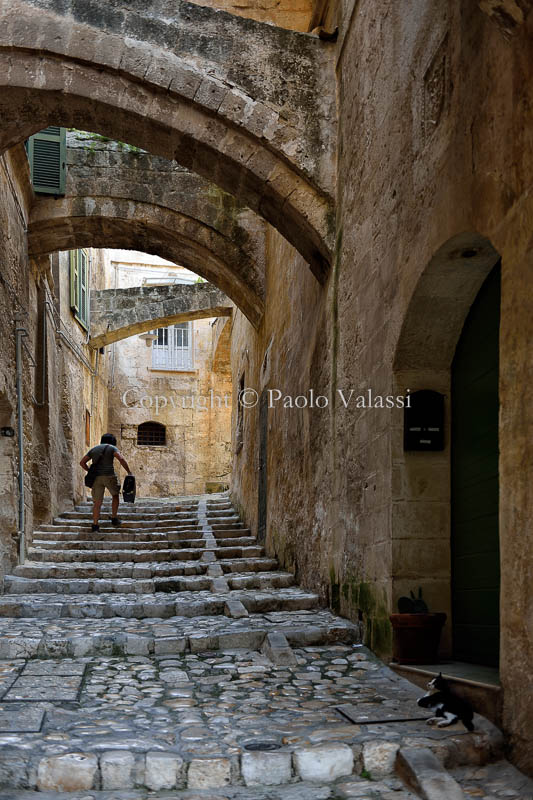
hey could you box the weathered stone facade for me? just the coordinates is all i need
[228,0,533,775]
[103,252,232,496]
[0,151,110,580]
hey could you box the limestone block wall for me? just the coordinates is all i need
[54,249,111,508]
[0,145,105,573]
[104,253,232,496]
[231,0,533,772]
[0,145,34,583]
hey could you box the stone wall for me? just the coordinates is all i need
[0,145,34,583]
[0,146,109,574]
[230,0,533,773]
[54,249,111,508]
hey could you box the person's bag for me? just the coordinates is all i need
[84,445,110,488]
[123,474,136,504]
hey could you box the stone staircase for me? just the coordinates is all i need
[0,496,356,658]
[0,494,525,799]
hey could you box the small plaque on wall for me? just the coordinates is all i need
[404,390,444,451]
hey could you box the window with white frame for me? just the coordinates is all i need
[152,322,193,371]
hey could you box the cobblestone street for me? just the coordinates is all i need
[0,496,530,798]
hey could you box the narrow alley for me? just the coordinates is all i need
[0,0,533,797]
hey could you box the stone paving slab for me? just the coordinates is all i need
[3,675,83,702]
[22,662,87,676]
[0,704,46,732]
[0,646,504,793]
[12,557,279,581]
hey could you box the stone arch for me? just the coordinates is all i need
[90,283,233,348]
[28,141,266,326]
[391,232,501,656]
[0,0,337,277]
[29,199,262,326]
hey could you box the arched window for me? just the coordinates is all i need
[137,421,166,447]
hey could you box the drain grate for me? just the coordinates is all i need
[244,741,281,751]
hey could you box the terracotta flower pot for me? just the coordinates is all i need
[389,612,447,665]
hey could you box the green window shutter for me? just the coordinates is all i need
[79,249,88,327]
[70,250,79,313]
[27,127,66,194]
[70,249,89,330]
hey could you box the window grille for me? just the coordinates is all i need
[69,249,89,330]
[137,421,166,447]
[152,322,193,371]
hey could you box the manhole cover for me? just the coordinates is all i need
[244,741,281,751]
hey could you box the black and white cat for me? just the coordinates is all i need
[417,673,475,731]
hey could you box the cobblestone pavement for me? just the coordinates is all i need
[0,494,530,797]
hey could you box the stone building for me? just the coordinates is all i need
[0,0,532,777]
[101,250,232,496]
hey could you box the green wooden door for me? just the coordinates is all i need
[451,263,500,667]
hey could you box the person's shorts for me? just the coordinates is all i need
[91,474,121,502]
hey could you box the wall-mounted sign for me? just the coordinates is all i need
[404,390,444,451]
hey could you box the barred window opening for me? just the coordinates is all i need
[137,421,166,447]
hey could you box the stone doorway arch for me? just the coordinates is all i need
[392,232,501,657]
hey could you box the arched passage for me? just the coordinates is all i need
[392,232,501,658]
[0,0,336,277]
[29,201,263,326]
[90,283,233,348]
[28,140,266,326]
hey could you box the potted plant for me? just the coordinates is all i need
[389,588,446,664]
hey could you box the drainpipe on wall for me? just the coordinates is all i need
[15,315,28,565]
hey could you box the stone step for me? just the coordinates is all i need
[25,549,203,565]
[31,537,257,551]
[52,514,202,528]
[74,506,199,515]
[32,528,251,541]
[32,528,204,547]
[3,570,294,596]
[212,528,253,538]
[58,511,202,521]
[25,545,264,563]
[0,587,319,619]
[0,610,360,658]
[43,521,202,532]
[11,562,209,580]
[206,506,238,519]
